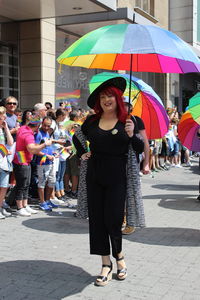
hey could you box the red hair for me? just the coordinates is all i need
[93,86,127,123]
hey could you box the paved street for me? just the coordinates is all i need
[0,157,199,300]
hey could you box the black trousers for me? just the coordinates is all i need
[13,163,31,200]
[86,155,127,258]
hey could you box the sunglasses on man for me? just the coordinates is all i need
[7,102,17,105]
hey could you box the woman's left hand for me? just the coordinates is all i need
[125,118,134,138]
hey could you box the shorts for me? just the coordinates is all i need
[153,141,162,155]
[0,169,9,188]
[37,164,56,188]
[169,141,179,157]
[65,154,80,176]
[160,141,169,157]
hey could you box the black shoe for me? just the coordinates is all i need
[116,256,127,280]
[70,191,78,199]
[95,262,113,286]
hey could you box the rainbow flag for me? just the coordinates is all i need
[55,90,80,101]
[86,141,90,152]
[40,155,46,165]
[0,144,8,157]
[59,148,70,160]
[16,151,27,163]
[69,128,75,136]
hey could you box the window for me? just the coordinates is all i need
[0,43,19,100]
[135,0,154,16]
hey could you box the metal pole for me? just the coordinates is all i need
[128,53,133,115]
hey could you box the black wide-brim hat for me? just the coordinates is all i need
[87,77,127,109]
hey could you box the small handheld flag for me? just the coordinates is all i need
[16,151,27,163]
[0,144,8,157]
[59,148,70,160]
[40,155,47,165]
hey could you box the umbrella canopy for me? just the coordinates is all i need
[178,111,200,152]
[188,92,200,124]
[89,72,169,139]
[57,24,200,74]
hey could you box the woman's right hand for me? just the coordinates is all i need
[81,152,91,160]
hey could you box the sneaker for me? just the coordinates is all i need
[39,202,52,211]
[1,207,11,217]
[122,226,135,235]
[165,160,171,166]
[67,201,77,209]
[46,200,58,208]
[50,198,65,205]
[186,162,193,167]
[16,208,31,217]
[175,164,182,168]
[25,205,38,214]
[0,210,5,219]
[139,171,143,177]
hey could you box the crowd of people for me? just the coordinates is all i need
[0,95,198,221]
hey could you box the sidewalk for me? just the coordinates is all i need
[0,157,199,300]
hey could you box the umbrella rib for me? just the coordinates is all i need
[112,53,119,70]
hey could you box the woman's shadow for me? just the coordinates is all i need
[0,260,94,299]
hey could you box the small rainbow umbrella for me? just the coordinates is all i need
[188,92,200,124]
[89,72,169,139]
[178,111,200,152]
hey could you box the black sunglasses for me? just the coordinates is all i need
[7,102,17,105]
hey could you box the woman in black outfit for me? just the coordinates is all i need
[73,78,144,286]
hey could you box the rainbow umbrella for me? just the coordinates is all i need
[188,92,200,124]
[57,24,200,74]
[178,111,200,152]
[89,72,169,139]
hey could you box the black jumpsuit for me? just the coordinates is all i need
[73,115,144,258]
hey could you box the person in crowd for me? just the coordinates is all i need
[5,96,19,140]
[52,108,70,199]
[13,116,52,217]
[45,102,53,110]
[64,121,80,200]
[166,116,182,168]
[33,103,47,120]
[0,106,14,219]
[29,103,48,199]
[73,78,144,286]
[153,138,163,171]
[21,110,32,126]
[47,109,56,135]
[15,108,23,127]
[35,117,58,211]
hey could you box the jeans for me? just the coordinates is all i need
[13,163,31,200]
[55,160,66,191]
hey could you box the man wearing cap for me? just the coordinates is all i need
[13,116,52,217]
